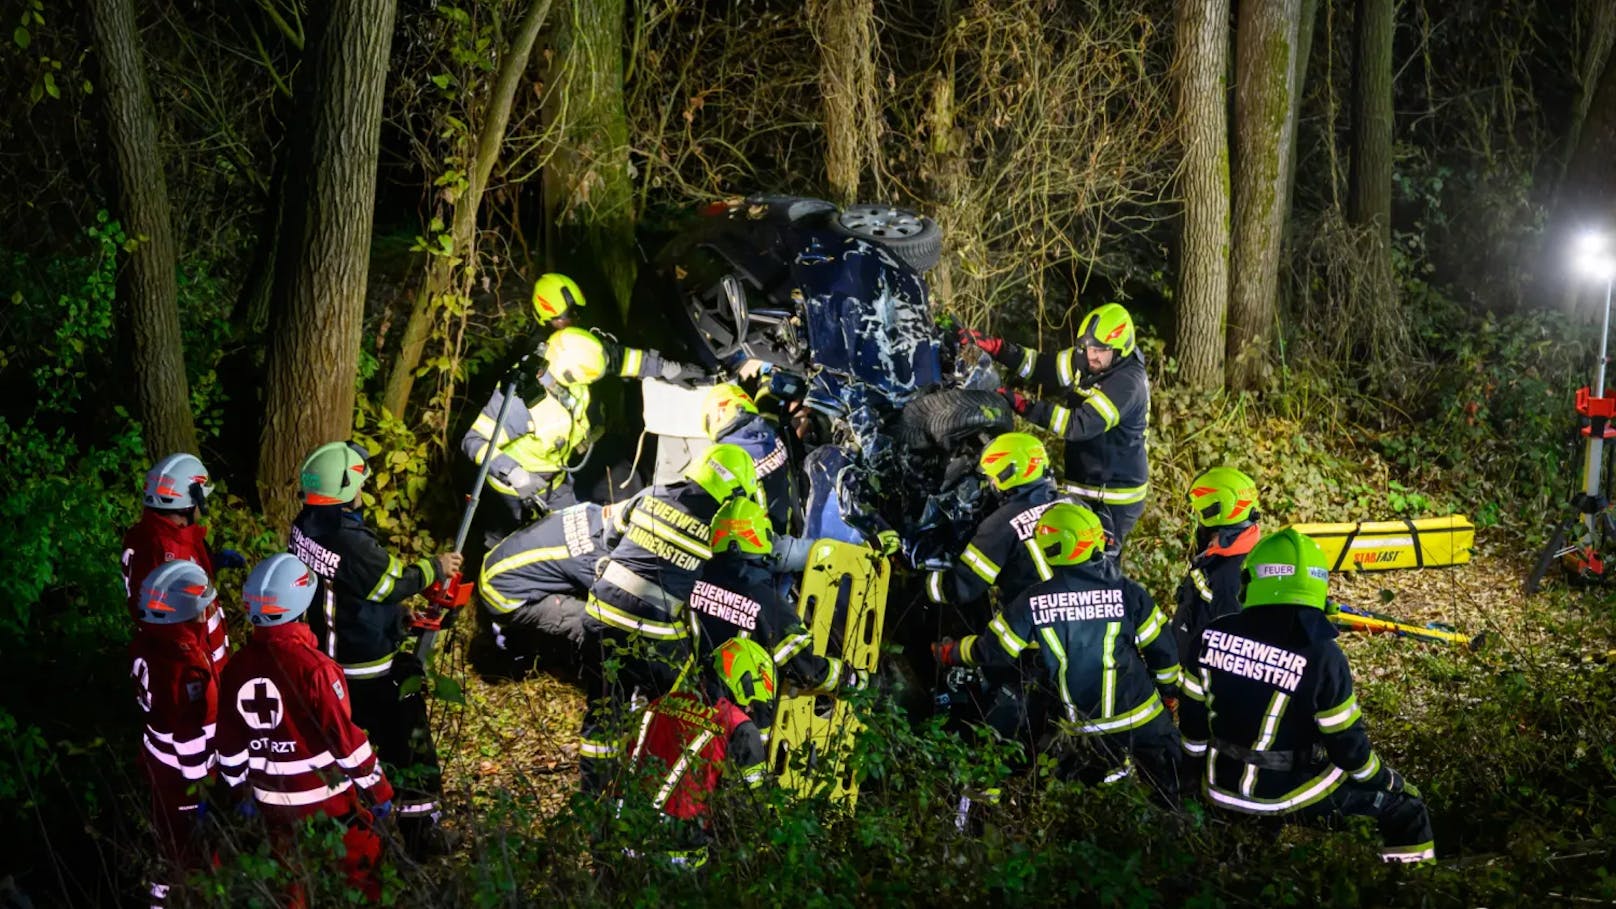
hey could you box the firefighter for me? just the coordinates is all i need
[122,452,242,667]
[215,554,395,904]
[932,502,1183,802]
[287,441,460,855]
[1172,467,1263,659]
[703,383,792,532]
[578,443,761,793]
[926,432,1065,612]
[962,303,1150,557]
[463,276,703,534]
[129,561,220,909]
[621,636,775,869]
[478,501,618,665]
[1178,528,1435,863]
[691,496,866,716]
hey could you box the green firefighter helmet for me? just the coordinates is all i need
[714,636,777,710]
[684,442,760,505]
[299,441,370,506]
[1077,302,1136,359]
[710,496,773,556]
[1188,466,1260,527]
[977,432,1049,493]
[531,272,585,326]
[544,326,608,387]
[1035,502,1106,567]
[1241,528,1330,611]
[703,383,759,441]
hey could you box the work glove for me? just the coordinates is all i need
[212,548,246,571]
[371,799,394,822]
[998,386,1030,416]
[434,551,465,580]
[932,638,964,668]
[658,359,704,384]
[874,529,902,556]
[958,328,1004,358]
[504,466,533,492]
[237,798,259,819]
[841,667,870,693]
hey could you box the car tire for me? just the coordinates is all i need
[831,204,944,272]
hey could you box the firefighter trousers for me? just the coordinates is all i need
[348,652,442,849]
[578,626,691,794]
[1287,782,1436,861]
[1054,711,1183,807]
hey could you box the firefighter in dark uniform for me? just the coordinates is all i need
[926,432,1065,612]
[703,383,793,532]
[462,276,702,537]
[963,302,1150,557]
[478,501,619,663]
[621,637,775,869]
[933,503,1183,802]
[287,441,461,856]
[1179,528,1435,862]
[691,496,866,725]
[578,443,761,792]
[1172,466,1263,659]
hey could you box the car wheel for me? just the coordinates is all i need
[831,204,944,272]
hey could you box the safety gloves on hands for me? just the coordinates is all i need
[958,328,1003,358]
[371,799,394,821]
[213,548,247,571]
[998,387,1030,416]
[434,552,465,580]
[1385,768,1421,799]
[875,529,902,556]
[658,359,703,384]
[932,638,964,668]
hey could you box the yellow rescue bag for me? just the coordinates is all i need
[1286,515,1474,572]
[768,539,888,808]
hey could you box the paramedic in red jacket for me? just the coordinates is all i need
[622,636,775,868]
[130,560,221,909]
[216,554,394,903]
[121,453,243,666]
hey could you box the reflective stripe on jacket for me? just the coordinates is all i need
[627,692,767,821]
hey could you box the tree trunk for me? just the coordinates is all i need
[1226,0,1300,391]
[1348,0,1394,229]
[256,0,396,528]
[1281,0,1320,220]
[810,0,880,206]
[382,0,554,421]
[1173,0,1232,390]
[86,0,198,460]
[542,0,635,323]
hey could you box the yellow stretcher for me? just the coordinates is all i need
[1286,515,1474,572]
[767,539,888,808]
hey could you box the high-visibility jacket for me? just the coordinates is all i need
[461,384,593,502]
[1172,523,1260,659]
[1179,605,1394,815]
[586,482,721,641]
[215,622,394,822]
[716,413,792,532]
[479,503,608,615]
[122,511,229,666]
[993,343,1150,506]
[627,691,767,822]
[962,559,1180,736]
[288,506,440,680]
[130,623,218,802]
[689,553,848,694]
[927,480,1063,606]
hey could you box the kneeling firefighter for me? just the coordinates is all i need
[288,441,461,856]
[933,502,1183,803]
[1172,466,1262,659]
[478,501,617,665]
[1178,528,1435,863]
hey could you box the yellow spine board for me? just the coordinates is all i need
[767,540,888,808]
[1286,515,1475,572]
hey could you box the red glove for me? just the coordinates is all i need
[998,387,1030,415]
[932,638,964,668]
[958,328,1004,358]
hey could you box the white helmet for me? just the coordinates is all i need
[143,453,213,512]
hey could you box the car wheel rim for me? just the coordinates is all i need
[838,206,926,240]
